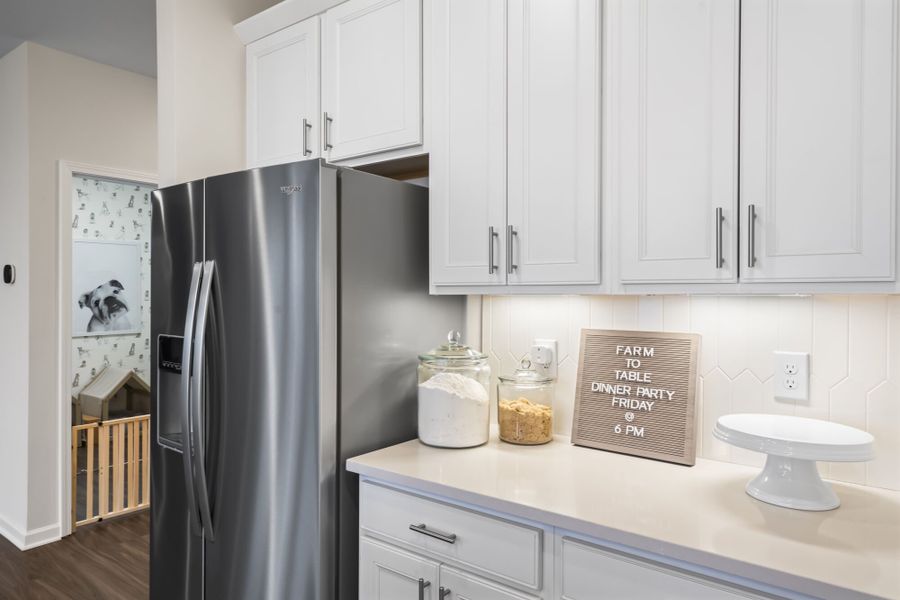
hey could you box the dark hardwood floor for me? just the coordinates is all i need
[0,511,148,600]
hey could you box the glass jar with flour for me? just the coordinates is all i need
[417,331,490,448]
[497,359,554,445]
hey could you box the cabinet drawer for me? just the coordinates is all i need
[359,482,543,591]
[559,537,767,599]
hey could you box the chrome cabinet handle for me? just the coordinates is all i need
[409,523,457,544]
[715,207,724,269]
[323,112,334,151]
[488,226,499,274]
[302,118,312,157]
[418,578,431,600]
[507,225,518,274]
[439,587,451,599]
[180,262,203,536]
[747,204,756,268]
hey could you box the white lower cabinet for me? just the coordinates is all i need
[556,536,766,600]
[358,481,793,600]
[439,566,535,600]
[360,537,440,600]
[359,481,544,592]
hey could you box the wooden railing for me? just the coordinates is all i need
[72,414,150,528]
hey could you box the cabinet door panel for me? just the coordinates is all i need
[246,17,320,168]
[438,566,532,600]
[507,0,600,285]
[740,0,897,282]
[360,538,440,600]
[615,0,739,283]
[430,0,507,285]
[323,0,422,161]
[558,537,766,600]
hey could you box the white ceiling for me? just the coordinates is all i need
[0,0,156,77]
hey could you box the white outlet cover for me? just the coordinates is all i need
[774,351,809,401]
[531,339,558,380]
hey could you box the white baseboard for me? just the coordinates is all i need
[0,515,60,550]
[0,513,26,549]
[23,522,61,549]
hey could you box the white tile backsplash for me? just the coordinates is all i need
[481,295,900,491]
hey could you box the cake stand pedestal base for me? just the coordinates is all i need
[745,455,839,511]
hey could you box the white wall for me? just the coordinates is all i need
[0,42,157,546]
[0,44,31,544]
[482,294,900,492]
[156,0,280,185]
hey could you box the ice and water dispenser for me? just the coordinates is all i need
[157,334,184,452]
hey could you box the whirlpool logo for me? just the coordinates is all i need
[280,185,303,195]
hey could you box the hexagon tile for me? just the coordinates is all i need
[480,294,900,491]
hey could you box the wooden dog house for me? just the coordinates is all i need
[79,367,150,421]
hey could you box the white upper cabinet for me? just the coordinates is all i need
[322,0,423,162]
[740,0,897,282]
[615,0,740,284]
[430,0,507,286]
[507,0,601,286]
[246,17,320,168]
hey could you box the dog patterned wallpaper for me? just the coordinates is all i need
[71,175,153,395]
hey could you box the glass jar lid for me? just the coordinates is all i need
[498,358,554,384]
[419,330,487,364]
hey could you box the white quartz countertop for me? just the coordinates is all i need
[347,434,900,600]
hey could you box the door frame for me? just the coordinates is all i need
[57,160,157,536]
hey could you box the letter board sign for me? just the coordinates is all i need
[572,329,700,466]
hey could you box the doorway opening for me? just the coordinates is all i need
[58,163,156,535]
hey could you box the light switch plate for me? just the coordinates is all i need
[531,339,557,380]
[774,351,809,401]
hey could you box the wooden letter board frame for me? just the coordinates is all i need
[572,329,700,466]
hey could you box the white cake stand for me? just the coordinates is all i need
[714,414,875,511]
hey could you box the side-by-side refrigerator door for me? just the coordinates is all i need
[150,181,204,600]
[202,161,324,600]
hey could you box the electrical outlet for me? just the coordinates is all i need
[774,351,809,401]
[531,339,558,380]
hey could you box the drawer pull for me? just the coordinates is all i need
[439,586,451,599]
[418,578,431,600]
[409,523,457,544]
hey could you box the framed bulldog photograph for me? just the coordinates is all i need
[72,240,142,337]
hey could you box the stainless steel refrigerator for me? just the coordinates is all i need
[150,159,464,600]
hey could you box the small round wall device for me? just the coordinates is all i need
[2,265,14,285]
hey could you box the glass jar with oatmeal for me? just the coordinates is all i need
[497,359,555,445]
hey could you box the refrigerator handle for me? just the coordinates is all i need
[191,260,217,541]
[180,262,203,537]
